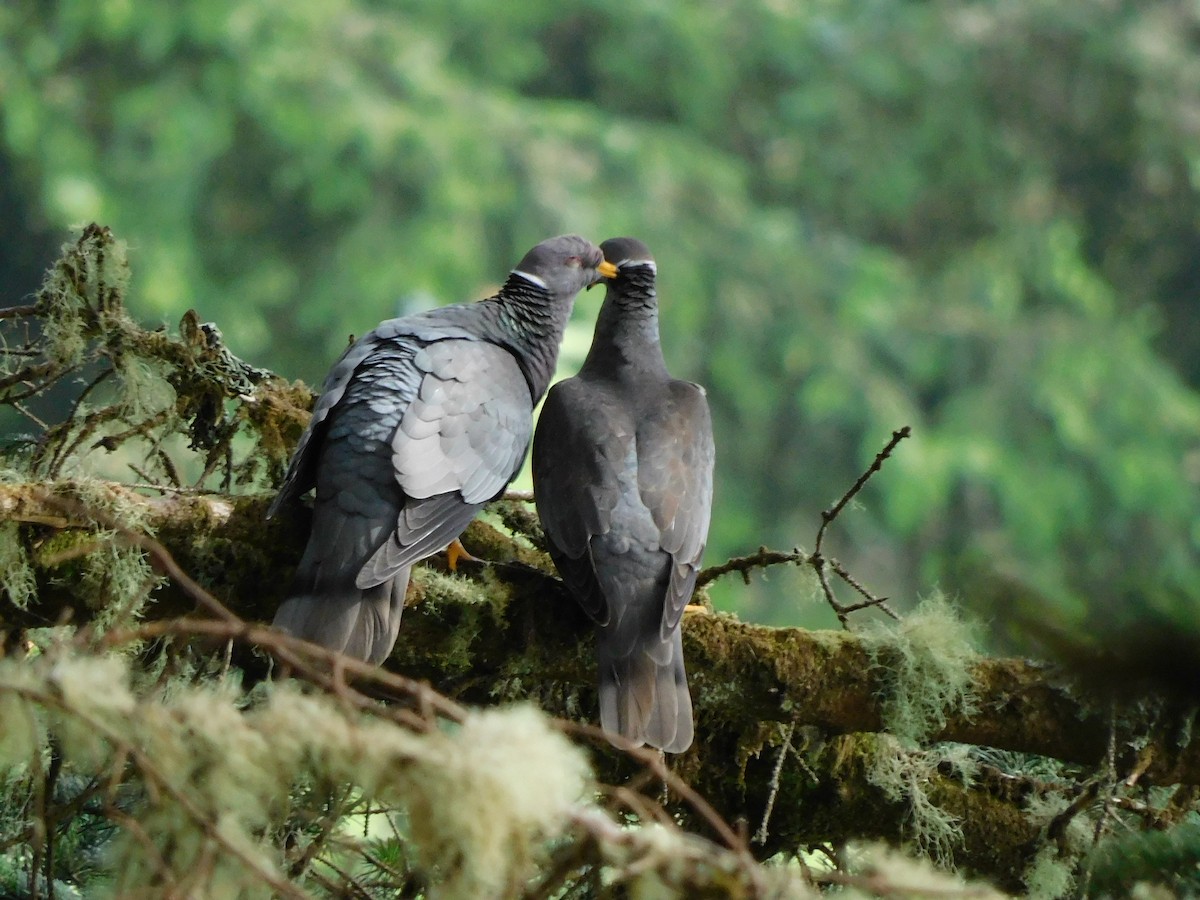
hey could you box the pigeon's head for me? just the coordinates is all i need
[511,235,617,299]
[599,237,657,291]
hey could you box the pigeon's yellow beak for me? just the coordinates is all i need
[597,260,619,279]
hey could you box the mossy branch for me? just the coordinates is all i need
[1,480,1197,888]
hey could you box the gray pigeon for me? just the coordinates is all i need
[270,235,616,663]
[532,237,715,752]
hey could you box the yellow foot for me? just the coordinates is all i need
[684,603,710,615]
[445,538,478,572]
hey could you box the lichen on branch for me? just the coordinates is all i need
[1,223,313,490]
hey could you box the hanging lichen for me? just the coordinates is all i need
[860,593,981,744]
[0,522,36,611]
[1,224,309,491]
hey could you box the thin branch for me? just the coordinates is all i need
[753,722,794,845]
[35,365,115,475]
[0,303,40,320]
[12,401,50,431]
[1079,703,1121,896]
[0,361,58,394]
[697,545,806,588]
[814,425,911,557]
[811,427,910,628]
[92,408,172,452]
[45,400,120,479]
[308,856,374,900]
[697,428,910,621]
[829,557,901,622]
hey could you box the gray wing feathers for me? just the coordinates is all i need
[393,340,532,503]
[534,383,621,555]
[535,376,711,752]
[533,381,629,622]
[274,318,536,662]
[637,381,715,634]
[270,314,485,517]
[358,340,532,586]
[356,494,485,588]
[269,335,382,516]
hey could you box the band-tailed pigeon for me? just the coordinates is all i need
[532,237,715,752]
[270,235,616,663]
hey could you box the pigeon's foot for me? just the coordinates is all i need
[445,539,478,572]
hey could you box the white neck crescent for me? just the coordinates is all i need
[616,259,656,273]
[511,269,548,289]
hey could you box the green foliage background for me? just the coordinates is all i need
[3,0,1199,633]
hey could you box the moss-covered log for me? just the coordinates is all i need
[0,478,1196,889]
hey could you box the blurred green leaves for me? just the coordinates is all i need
[2,0,1198,638]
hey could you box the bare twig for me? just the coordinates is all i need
[0,303,40,320]
[697,545,806,588]
[753,722,795,845]
[45,401,120,479]
[0,361,58,395]
[35,365,115,476]
[11,401,50,431]
[810,427,910,628]
[829,558,901,621]
[310,855,375,900]
[696,428,910,629]
[1079,703,1121,896]
[814,426,911,556]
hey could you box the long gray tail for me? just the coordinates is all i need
[272,567,410,665]
[597,626,694,753]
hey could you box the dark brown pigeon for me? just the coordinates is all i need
[532,237,715,752]
[270,235,616,663]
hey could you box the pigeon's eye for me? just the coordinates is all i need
[565,255,582,268]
